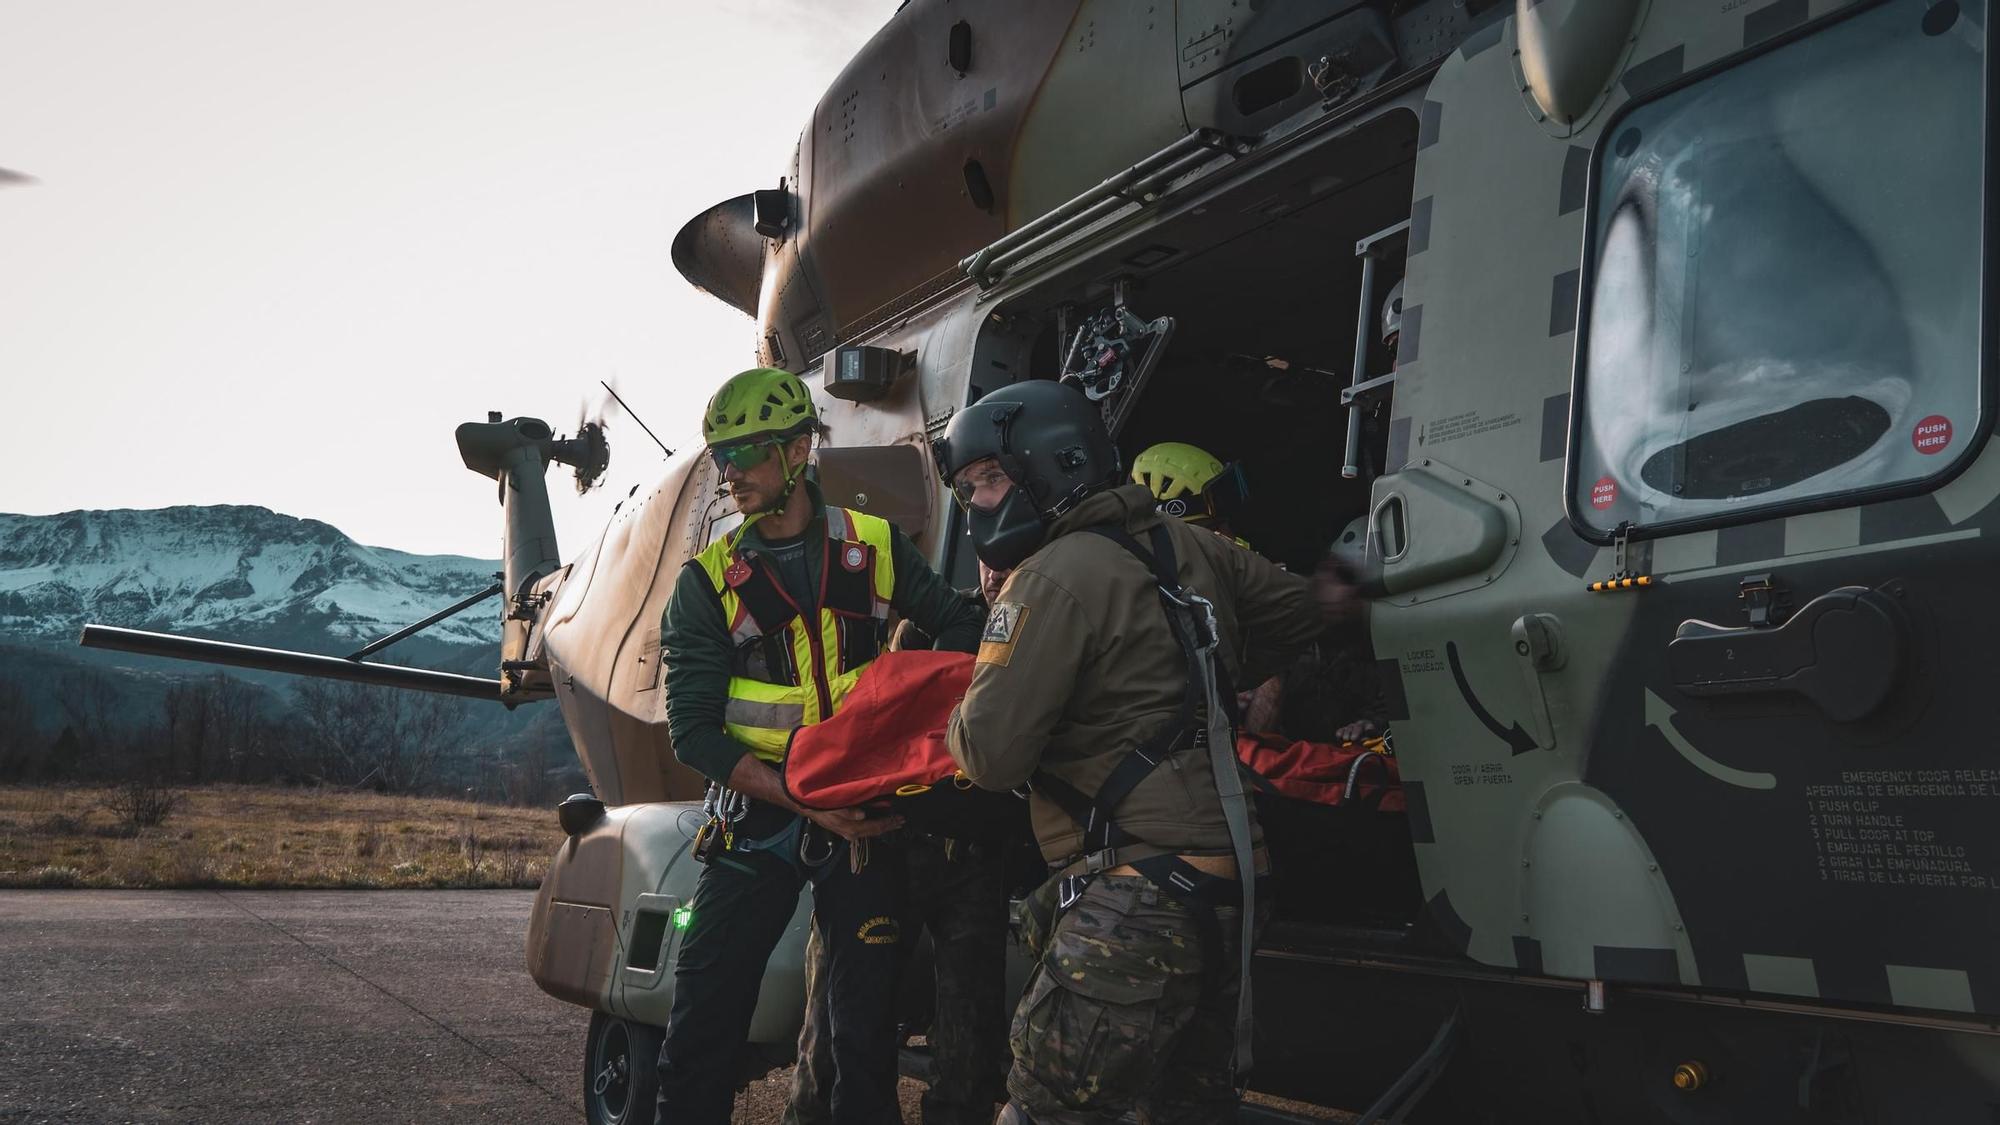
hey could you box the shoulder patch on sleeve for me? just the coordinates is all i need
[976,601,1028,666]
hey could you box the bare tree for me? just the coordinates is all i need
[160,681,185,775]
[0,677,34,779]
[496,730,562,807]
[209,673,261,782]
[182,678,212,782]
[158,673,262,783]
[292,679,460,792]
[52,668,121,779]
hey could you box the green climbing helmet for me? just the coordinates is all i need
[1132,441,1226,502]
[1131,441,1247,525]
[701,367,818,449]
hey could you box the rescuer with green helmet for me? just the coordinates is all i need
[1131,440,1252,546]
[657,367,985,1125]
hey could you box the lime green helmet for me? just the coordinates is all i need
[1133,442,1223,500]
[702,367,817,448]
[1132,441,1247,525]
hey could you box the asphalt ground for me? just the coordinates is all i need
[0,890,911,1125]
[0,890,580,1123]
[0,892,1346,1125]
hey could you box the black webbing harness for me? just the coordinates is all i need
[685,529,885,689]
[1030,521,1260,1078]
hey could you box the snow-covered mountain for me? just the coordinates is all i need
[0,506,500,649]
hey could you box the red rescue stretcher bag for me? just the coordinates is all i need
[1237,731,1406,810]
[1237,731,1422,924]
[781,650,1028,842]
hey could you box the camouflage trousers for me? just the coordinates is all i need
[787,833,1012,1125]
[1006,873,1257,1125]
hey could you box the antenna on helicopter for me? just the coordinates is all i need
[599,379,673,459]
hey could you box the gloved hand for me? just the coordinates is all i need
[1312,556,1362,627]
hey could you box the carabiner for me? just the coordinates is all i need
[798,822,838,869]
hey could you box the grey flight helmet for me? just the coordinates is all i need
[933,380,1123,570]
[1330,513,1371,576]
[1382,279,1405,354]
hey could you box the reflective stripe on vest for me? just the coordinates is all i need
[691,506,896,761]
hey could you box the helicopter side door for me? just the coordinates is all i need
[1365,0,2000,1018]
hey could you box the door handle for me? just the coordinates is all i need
[1668,586,1907,723]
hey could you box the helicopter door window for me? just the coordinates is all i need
[1569,0,1986,539]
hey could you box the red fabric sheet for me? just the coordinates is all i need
[782,650,974,810]
[781,651,1407,819]
[1236,731,1405,812]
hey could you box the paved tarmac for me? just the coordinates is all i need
[0,890,584,1124]
[0,892,1318,1125]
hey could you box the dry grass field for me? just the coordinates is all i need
[0,784,567,890]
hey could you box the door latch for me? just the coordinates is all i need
[1737,573,1790,628]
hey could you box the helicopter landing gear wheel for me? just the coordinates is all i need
[584,1011,662,1125]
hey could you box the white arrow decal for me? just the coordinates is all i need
[1644,688,1777,791]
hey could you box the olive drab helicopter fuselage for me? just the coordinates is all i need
[82,0,2000,1120]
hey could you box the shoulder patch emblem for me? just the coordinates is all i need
[977,601,1028,666]
[842,544,868,572]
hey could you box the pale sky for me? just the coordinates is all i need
[0,0,890,558]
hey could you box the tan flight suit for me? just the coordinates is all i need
[946,482,1323,1125]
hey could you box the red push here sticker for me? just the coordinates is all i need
[1913,415,1953,455]
[1590,476,1618,510]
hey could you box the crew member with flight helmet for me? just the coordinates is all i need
[935,380,1354,1125]
[1382,279,1405,370]
[656,367,985,1125]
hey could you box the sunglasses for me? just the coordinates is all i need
[709,440,781,473]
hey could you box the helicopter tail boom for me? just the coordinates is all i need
[78,624,508,702]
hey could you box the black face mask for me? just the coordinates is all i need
[966,485,1048,572]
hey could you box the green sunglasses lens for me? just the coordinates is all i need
[712,442,775,472]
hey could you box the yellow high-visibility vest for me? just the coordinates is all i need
[690,506,896,761]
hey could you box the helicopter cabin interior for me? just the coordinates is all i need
[956,100,1434,939]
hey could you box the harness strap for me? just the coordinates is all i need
[1082,522,1180,587]
[1131,852,1245,1006]
[1077,728,1183,852]
[685,555,801,685]
[724,552,801,635]
[1034,772,1176,875]
[1030,520,1260,1079]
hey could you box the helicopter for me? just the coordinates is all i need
[83,0,2000,1120]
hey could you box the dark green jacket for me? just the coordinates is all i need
[663,482,984,785]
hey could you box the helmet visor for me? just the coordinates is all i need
[949,460,1015,513]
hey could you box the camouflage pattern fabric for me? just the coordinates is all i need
[787,833,1011,1125]
[1006,874,1254,1125]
